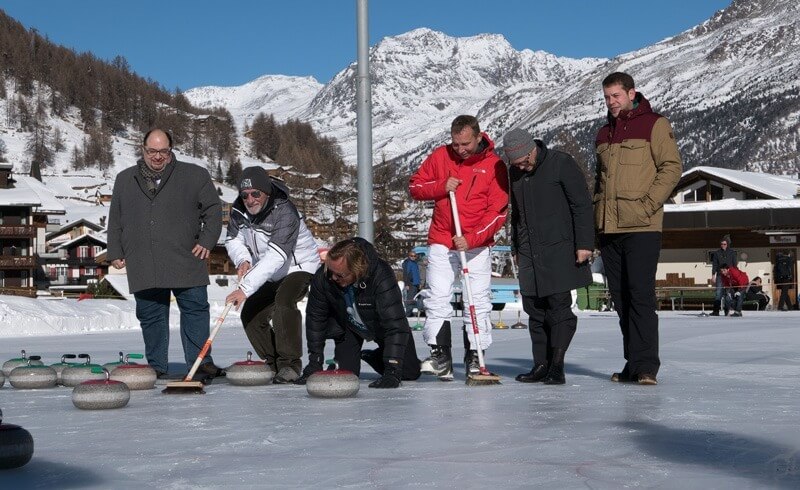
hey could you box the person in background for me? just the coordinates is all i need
[225,166,320,384]
[593,72,682,386]
[402,250,423,317]
[744,276,770,311]
[710,235,737,316]
[502,128,594,385]
[774,251,796,311]
[107,128,224,381]
[409,115,509,381]
[719,263,749,317]
[297,238,421,388]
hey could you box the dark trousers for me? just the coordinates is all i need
[240,271,312,375]
[329,322,421,380]
[777,286,794,310]
[404,284,422,316]
[522,291,577,366]
[134,286,211,373]
[600,232,662,376]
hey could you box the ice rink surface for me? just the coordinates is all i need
[1,308,799,488]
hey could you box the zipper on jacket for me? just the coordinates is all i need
[464,175,477,200]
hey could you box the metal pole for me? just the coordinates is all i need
[356,0,374,242]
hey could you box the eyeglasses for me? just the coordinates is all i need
[511,150,533,167]
[329,270,353,281]
[240,190,264,200]
[143,147,172,157]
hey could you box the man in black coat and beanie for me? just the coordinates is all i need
[295,238,421,388]
[502,128,594,385]
[710,235,737,315]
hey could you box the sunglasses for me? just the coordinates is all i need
[240,190,264,200]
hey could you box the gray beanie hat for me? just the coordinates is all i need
[501,128,536,162]
[239,166,273,194]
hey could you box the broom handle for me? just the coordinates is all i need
[449,191,490,376]
[183,303,232,382]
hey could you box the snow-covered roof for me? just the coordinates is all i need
[46,218,105,239]
[0,175,67,214]
[101,274,133,299]
[666,198,800,213]
[679,166,800,200]
[52,232,107,250]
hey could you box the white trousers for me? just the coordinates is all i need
[422,244,493,350]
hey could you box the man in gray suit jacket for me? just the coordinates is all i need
[107,129,224,381]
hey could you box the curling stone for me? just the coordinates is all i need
[72,368,130,410]
[3,350,43,377]
[226,351,274,386]
[102,351,128,372]
[50,354,78,385]
[0,408,34,469]
[306,361,359,398]
[61,354,105,387]
[110,354,157,390]
[9,357,58,389]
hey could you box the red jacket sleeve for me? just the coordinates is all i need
[409,150,448,201]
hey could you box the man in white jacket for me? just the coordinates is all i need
[225,167,320,383]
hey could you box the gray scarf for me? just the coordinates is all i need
[137,160,165,195]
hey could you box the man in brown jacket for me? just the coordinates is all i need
[594,72,682,385]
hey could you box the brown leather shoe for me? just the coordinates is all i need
[637,373,658,385]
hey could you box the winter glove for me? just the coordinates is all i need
[368,359,402,389]
[294,354,323,385]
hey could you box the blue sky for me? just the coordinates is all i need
[1,0,732,90]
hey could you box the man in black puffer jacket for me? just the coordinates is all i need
[295,238,421,388]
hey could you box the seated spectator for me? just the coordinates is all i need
[743,276,770,311]
[719,264,749,317]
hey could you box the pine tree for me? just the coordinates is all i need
[0,138,7,162]
[26,126,53,180]
[225,158,243,186]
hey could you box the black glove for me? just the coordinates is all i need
[294,354,323,385]
[368,360,402,389]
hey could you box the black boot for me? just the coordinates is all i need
[360,349,384,375]
[543,348,566,385]
[515,363,548,383]
[710,300,720,316]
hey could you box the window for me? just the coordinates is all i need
[92,246,103,257]
[84,267,97,276]
[77,246,89,258]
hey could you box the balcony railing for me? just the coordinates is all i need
[0,225,35,238]
[0,256,36,268]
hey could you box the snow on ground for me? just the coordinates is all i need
[0,298,799,488]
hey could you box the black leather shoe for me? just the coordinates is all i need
[195,362,226,379]
[611,368,635,382]
[515,364,548,383]
[543,363,565,385]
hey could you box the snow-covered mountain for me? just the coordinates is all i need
[186,0,800,175]
[186,74,322,125]
[186,28,602,165]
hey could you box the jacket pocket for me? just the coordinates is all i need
[593,194,604,230]
[619,140,647,166]
[616,190,651,228]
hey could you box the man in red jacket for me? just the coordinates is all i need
[719,263,749,317]
[409,115,509,380]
